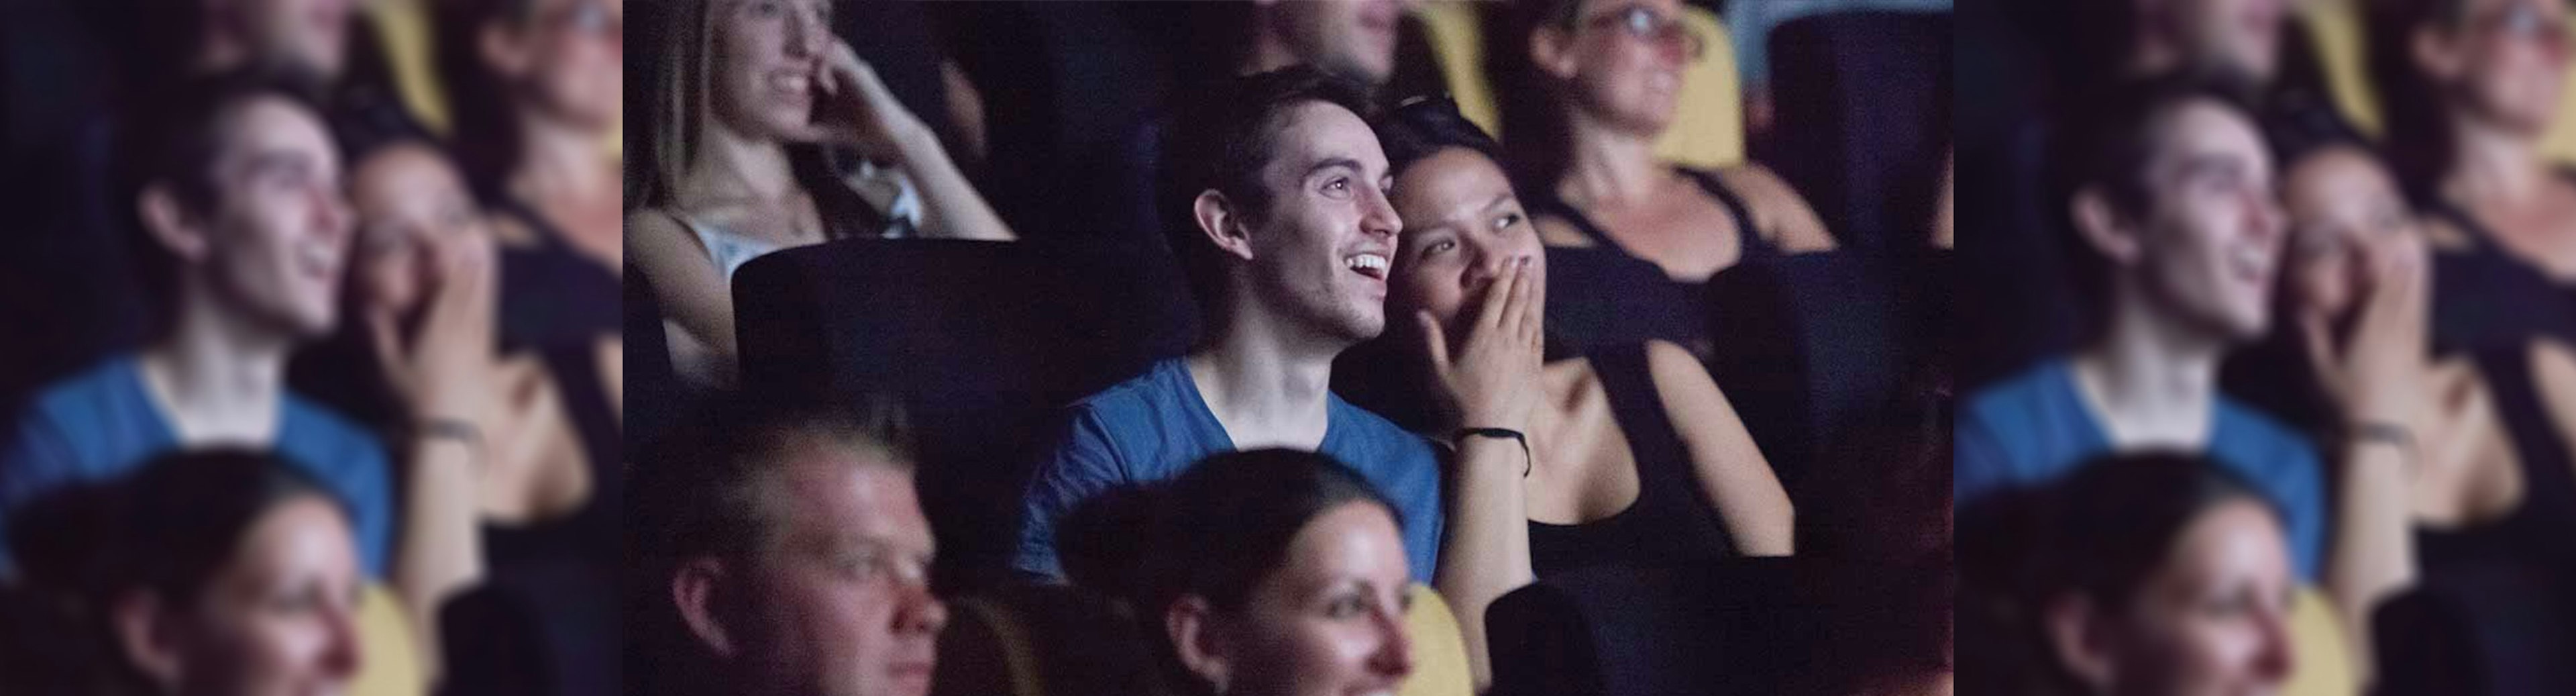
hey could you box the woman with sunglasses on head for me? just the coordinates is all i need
[2371,0,2576,334]
[1341,97,1793,688]
[437,0,630,426]
[629,0,1014,392]
[1496,0,1837,360]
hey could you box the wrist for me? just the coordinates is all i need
[414,417,486,466]
[1450,428,1533,478]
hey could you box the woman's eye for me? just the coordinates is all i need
[1328,596,1366,618]
[1495,212,1524,230]
[1426,240,1457,256]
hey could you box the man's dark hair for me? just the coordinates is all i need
[117,67,331,330]
[1158,66,1379,324]
[2052,72,2262,328]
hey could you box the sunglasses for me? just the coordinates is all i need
[1577,5,1706,60]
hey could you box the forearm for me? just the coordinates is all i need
[1431,438,1534,690]
[2328,436,2414,683]
[395,432,485,679]
[894,132,1015,241]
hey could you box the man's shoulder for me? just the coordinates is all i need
[1066,358,1188,419]
[20,356,144,420]
[1961,358,2074,423]
[2212,397,2322,475]
[1324,396,1436,464]
[278,394,388,475]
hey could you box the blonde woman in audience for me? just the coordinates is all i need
[629,0,1014,391]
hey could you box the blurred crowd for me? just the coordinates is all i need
[1956,0,2576,693]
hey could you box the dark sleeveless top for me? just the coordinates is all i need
[1528,169,1780,357]
[476,197,624,696]
[2426,168,2576,354]
[1527,344,1738,576]
[2414,346,2576,585]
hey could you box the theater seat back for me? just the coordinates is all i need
[932,583,1170,696]
[731,238,1197,588]
[1761,10,1951,250]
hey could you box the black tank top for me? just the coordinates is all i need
[2415,346,2576,580]
[2426,169,2576,352]
[1528,168,1779,356]
[1527,344,1738,576]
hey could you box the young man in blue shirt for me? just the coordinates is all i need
[0,72,434,589]
[1955,77,2331,581]
[1018,67,1535,587]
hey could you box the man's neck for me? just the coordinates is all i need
[140,290,294,446]
[1186,303,1343,451]
[2074,289,2231,450]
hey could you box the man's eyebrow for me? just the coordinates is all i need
[1302,157,1364,180]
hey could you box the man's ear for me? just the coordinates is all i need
[111,591,186,693]
[1529,22,1579,81]
[1166,595,1233,693]
[673,557,743,658]
[139,185,213,265]
[2043,593,2121,691]
[2072,186,2145,266]
[1193,190,1258,262]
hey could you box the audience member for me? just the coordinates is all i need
[1501,0,1837,360]
[2370,0,2576,335]
[630,0,1015,391]
[1074,448,1414,696]
[1356,94,1794,684]
[2230,107,2576,671]
[1953,76,2326,583]
[9,450,364,696]
[287,112,621,690]
[1962,452,2296,696]
[1012,67,1466,589]
[1956,0,2293,384]
[437,0,625,272]
[637,399,945,696]
[0,72,392,585]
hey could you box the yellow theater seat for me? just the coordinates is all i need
[2304,0,2576,164]
[1414,2,1504,138]
[2283,587,2358,696]
[1399,584,1474,696]
[1654,5,1745,169]
[2302,0,2382,136]
[367,0,451,134]
[352,583,426,696]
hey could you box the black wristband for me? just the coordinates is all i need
[417,417,485,464]
[1454,428,1532,477]
[2349,421,2416,470]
